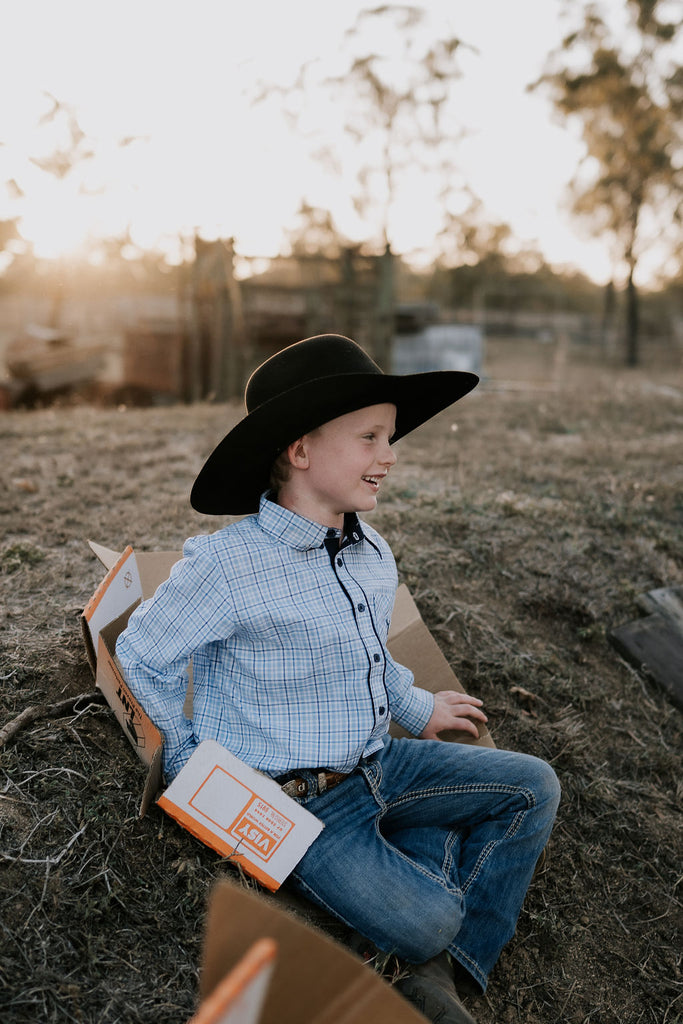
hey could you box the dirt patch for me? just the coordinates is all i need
[1,338,682,1023]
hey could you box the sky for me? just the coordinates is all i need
[0,0,666,286]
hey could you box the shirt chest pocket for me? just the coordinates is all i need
[235,596,358,648]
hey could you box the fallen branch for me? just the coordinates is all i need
[1,823,88,866]
[0,691,106,750]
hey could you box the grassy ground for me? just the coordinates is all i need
[0,336,682,1023]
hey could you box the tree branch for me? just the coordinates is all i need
[0,691,106,750]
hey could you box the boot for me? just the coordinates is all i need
[395,951,478,1024]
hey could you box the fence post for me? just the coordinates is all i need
[374,243,394,371]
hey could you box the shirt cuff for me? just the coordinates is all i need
[392,685,435,737]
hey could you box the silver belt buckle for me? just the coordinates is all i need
[317,770,329,794]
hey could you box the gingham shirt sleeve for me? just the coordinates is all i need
[385,653,435,736]
[116,539,236,777]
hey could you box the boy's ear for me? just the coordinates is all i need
[285,437,310,469]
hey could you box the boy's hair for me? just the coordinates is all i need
[268,425,323,494]
[269,449,292,494]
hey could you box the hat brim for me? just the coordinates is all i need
[190,369,478,515]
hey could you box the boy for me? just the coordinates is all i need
[117,334,560,1024]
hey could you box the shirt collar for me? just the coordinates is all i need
[257,493,365,551]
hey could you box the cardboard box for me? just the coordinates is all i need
[82,540,494,886]
[187,935,277,1024]
[193,880,429,1023]
[158,739,324,891]
[82,543,181,815]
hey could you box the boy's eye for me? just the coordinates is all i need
[363,433,375,441]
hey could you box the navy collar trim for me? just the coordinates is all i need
[257,494,366,552]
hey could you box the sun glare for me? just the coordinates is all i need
[17,178,93,260]
[0,0,666,286]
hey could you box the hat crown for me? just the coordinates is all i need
[246,334,381,413]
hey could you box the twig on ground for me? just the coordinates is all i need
[1,824,88,867]
[0,691,105,750]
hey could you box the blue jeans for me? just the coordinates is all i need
[286,735,560,991]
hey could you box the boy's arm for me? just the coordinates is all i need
[384,653,487,740]
[116,544,235,779]
[383,652,435,736]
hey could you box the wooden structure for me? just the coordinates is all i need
[3,324,106,404]
[240,245,395,372]
[186,237,247,402]
[121,325,190,402]
[115,242,396,405]
[609,586,683,711]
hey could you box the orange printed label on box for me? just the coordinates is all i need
[188,767,295,863]
[156,740,324,889]
[229,797,295,861]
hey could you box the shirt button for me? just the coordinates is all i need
[336,558,343,567]
[379,706,386,716]
[373,653,381,663]
[358,603,365,612]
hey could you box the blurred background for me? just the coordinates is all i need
[1,0,681,408]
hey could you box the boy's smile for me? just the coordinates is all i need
[277,403,398,529]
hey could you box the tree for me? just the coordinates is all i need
[284,201,348,260]
[323,5,468,254]
[253,5,470,366]
[532,0,682,365]
[2,92,151,317]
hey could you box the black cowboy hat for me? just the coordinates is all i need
[190,334,478,515]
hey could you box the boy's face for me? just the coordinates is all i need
[280,402,397,528]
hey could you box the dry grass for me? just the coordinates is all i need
[1,337,682,1023]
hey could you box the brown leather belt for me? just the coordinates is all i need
[279,769,349,799]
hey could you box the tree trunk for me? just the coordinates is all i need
[223,238,247,400]
[339,247,355,341]
[625,262,639,367]
[600,280,616,355]
[374,243,394,371]
[186,234,204,402]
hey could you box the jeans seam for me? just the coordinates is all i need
[383,783,538,895]
[372,812,463,896]
[359,758,382,798]
[369,771,465,897]
[448,943,487,992]
[388,781,536,805]
[442,828,459,877]
[460,801,533,894]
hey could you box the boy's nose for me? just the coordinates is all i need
[381,443,398,467]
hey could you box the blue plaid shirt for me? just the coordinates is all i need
[116,495,434,780]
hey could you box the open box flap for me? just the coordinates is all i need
[187,937,278,1024]
[88,540,123,571]
[88,540,182,601]
[157,739,324,892]
[136,550,183,600]
[81,546,141,672]
[199,881,428,1023]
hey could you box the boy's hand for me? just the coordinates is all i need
[420,691,488,740]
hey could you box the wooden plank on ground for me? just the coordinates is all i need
[609,604,683,711]
[635,585,683,628]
